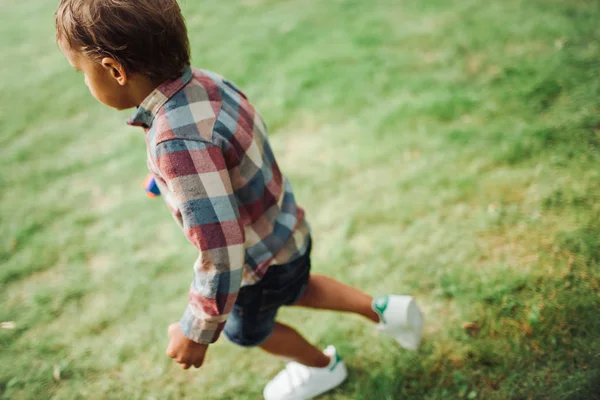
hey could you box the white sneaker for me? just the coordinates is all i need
[372,295,424,350]
[263,345,347,400]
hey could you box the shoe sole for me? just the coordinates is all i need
[264,365,348,400]
[396,298,424,350]
[377,296,424,351]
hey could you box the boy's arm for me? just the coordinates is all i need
[155,138,245,345]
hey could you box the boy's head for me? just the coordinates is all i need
[56,0,190,110]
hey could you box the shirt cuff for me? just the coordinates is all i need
[179,304,228,344]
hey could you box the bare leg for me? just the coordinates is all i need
[294,274,379,323]
[259,275,378,367]
[260,322,330,368]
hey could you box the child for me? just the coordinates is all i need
[55,1,424,398]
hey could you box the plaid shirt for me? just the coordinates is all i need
[127,66,310,344]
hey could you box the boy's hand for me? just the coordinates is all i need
[166,323,208,369]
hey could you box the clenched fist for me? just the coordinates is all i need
[166,323,209,369]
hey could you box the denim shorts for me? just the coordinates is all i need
[223,239,312,347]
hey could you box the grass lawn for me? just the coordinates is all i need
[1,0,600,398]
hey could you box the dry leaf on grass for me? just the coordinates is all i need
[521,322,534,337]
[462,322,480,336]
[1,322,16,329]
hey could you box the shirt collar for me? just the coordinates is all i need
[127,65,194,128]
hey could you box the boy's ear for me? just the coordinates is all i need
[101,57,127,86]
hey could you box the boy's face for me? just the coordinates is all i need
[58,38,135,110]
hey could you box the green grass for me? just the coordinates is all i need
[2,0,600,399]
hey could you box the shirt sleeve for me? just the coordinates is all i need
[154,138,245,344]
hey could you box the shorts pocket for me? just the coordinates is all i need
[260,265,309,310]
[234,285,262,317]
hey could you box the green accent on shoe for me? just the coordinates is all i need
[329,352,342,371]
[372,295,389,324]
